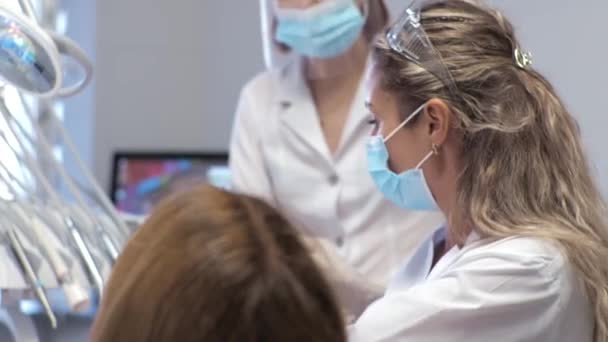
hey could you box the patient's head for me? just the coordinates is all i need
[91,185,345,342]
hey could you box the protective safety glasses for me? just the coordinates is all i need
[386,0,459,96]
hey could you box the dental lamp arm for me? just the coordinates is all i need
[46,31,93,98]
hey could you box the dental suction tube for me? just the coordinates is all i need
[0,94,122,263]
[0,97,106,295]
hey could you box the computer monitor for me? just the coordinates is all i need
[110,151,229,215]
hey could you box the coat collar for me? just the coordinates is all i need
[274,57,372,162]
[388,226,483,290]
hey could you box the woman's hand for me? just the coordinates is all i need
[303,236,385,321]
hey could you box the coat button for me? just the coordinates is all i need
[336,236,345,247]
[328,174,339,186]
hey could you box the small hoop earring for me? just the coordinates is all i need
[431,144,440,155]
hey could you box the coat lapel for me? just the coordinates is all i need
[276,60,333,165]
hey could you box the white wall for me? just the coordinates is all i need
[94,0,264,189]
[490,0,608,195]
[61,0,96,186]
[91,0,608,195]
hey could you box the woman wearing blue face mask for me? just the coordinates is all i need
[347,0,608,341]
[229,0,445,314]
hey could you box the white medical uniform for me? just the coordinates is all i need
[229,60,445,285]
[349,228,593,341]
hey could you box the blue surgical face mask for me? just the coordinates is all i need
[274,0,366,59]
[366,103,440,211]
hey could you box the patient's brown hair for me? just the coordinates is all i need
[91,185,346,342]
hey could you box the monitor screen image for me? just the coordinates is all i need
[110,152,229,215]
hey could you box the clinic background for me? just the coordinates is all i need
[18,0,605,340]
[61,0,608,197]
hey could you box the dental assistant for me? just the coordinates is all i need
[229,0,445,288]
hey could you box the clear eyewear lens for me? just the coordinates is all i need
[386,0,458,96]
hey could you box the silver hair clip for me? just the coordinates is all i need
[514,48,533,69]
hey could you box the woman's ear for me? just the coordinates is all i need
[424,98,452,147]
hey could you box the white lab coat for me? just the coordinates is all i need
[349,228,593,341]
[229,59,445,285]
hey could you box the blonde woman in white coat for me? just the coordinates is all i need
[348,1,608,340]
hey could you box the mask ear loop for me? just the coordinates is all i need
[383,103,427,143]
[415,143,440,170]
